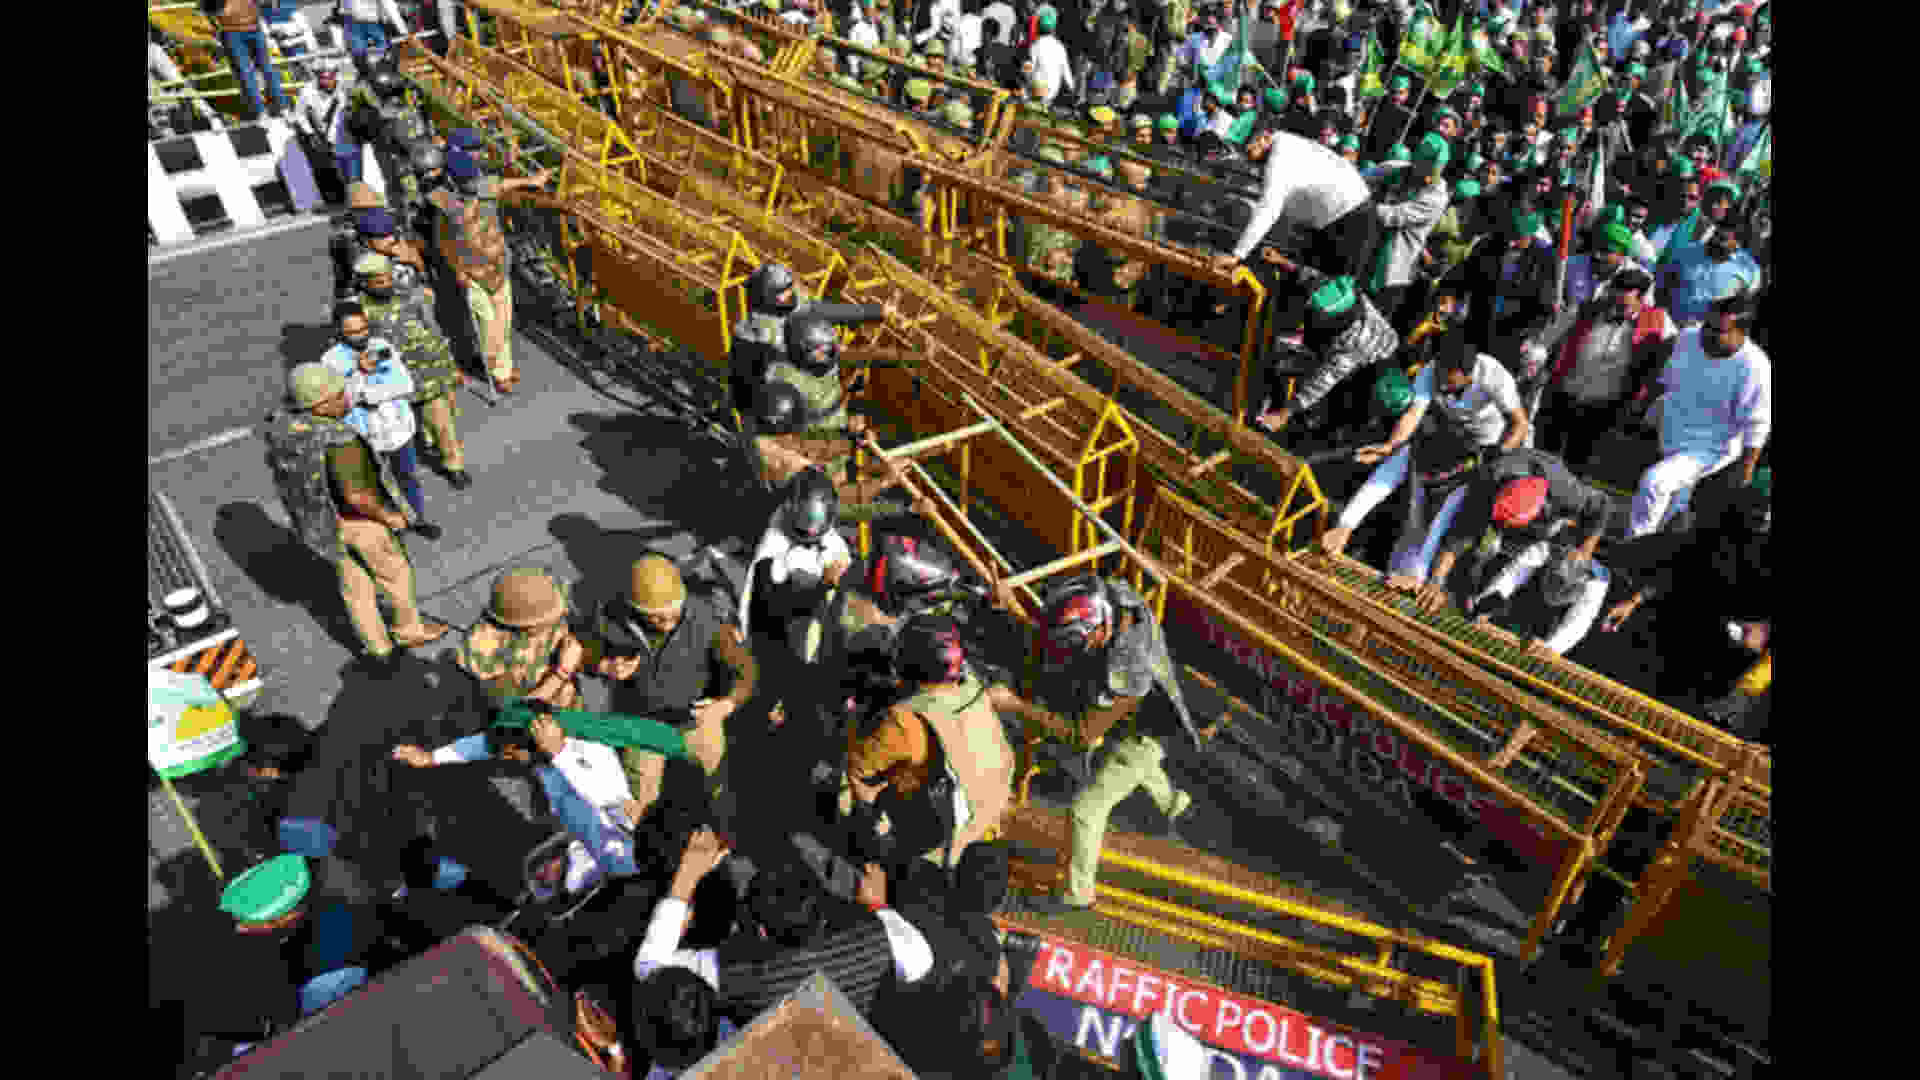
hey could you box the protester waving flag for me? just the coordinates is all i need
[1207,8,1255,100]
[1680,82,1735,145]
[1468,17,1506,78]
[1553,37,1612,119]
[1425,15,1472,98]
[1735,123,1771,181]
[1399,9,1441,74]
[1358,33,1387,98]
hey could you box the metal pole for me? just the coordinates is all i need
[160,771,226,881]
[957,391,1167,589]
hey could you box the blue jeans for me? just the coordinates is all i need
[383,441,429,521]
[343,19,392,60]
[220,29,287,119]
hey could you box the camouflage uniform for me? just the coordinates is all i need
[355,82,433,224]
[358,280,465,471]
[763,358,850,431]
[261,408,429,658]
[458,617,589,710]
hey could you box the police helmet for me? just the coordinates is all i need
[754,380,808,435]
[892,613,969,684]
[783,466,839,543]
[1042,578,1110,659]
[369,67,408,99]
[409,140,446,175]
[748,262,800,314]
[867,532,961,614]
[786,316,841,375]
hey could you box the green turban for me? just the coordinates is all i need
[1338,134,1360,151]
[1307,275,1357,317]
[1374,369,1414,416]
[1292,71,1316,95]
[1413,131,1451,168]
[1264,87,1287,110]
[1385,142,1410,163]
[1453,179,1483,200]
[1670,157,1696,179]
[1391,74,1411,91]
[219,855,311,923]
[1510,207,1544,238]
[1157,113,1179,131]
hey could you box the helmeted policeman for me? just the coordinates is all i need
[995,575,1217,913]
[729,262,889,416]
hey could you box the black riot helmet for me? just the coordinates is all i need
[782,466,839,543]
[866,532,962,615]
[747,262,801,315]
[369,66,408,100]
[786,316,841,376]
[754,380,807,435]
[892,613,969,685]
[409,140,446,176]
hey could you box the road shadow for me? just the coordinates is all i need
[214,501,368,657]
[279,322,341,375]
[568,410,754,552]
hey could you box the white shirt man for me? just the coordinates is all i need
[295,66,354,147]
[1026,28,1074,105]
[1629,312,1770,536]
[915,0,964,47]
[950,10,984,69]
[1229,129,1371,262]
[427,730,642,893]
[738,522,853,635]
[1320,348,1529,568]
[846,7,881,78]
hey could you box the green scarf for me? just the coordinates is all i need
[493,703,692,760]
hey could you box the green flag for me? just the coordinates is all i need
[1358,33,1386,98]
[1467,18,1506,78]
[150,669,248,779]
[1735,123,1771,181]
[1207,10,1253,100]
[1680,83,1734,145]
[1425,15,1471,98]
[1399,11,1441,75]
[1552,37,1611,119]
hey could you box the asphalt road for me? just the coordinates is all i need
[148,218,1698,1078]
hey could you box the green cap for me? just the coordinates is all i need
[1338,134,1360,151]
[1391,74,1411,91]
[1750,465,1771,498]
[1386,142,1410,163]
[905,78,933,103]
[1556,126,1578,142]
[1157,113,1179,131]
[1597,222,1636,255]
[1374,369,1414,416]
[1292,71,1316,94]
[1453,179,1483,199]
[1413,132,1451,167]
[1464,152,1485,170]
[289,362,346,409]
[1706,179,1743,201]
[1464,82,1484,99]
[944,99,974,127]
[1038,145,1067,164]
[1511,207,1544,237]
[1264,87,1287,110]
[1670,157,1696,179]
[1308,275,1357,317]
[219,854,311,924]
[1036,4,1057,30]
[353,252,392,276]
[1430,104,1459,124]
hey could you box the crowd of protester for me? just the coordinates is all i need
[160,1,1770,1076]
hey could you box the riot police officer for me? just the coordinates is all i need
[992,575,1217,913]
[729,262,890,416]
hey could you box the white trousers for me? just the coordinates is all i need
[1629,445,1739,537]
[1469,541,1613,656]
[1336,444,1415,531]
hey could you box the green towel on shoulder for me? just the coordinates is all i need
[493,703,692,760]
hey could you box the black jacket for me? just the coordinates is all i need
[1439,447,1613,561]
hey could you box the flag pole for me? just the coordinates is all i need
[1395,82,1430,146]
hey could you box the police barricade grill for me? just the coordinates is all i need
[148,118,348,248]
